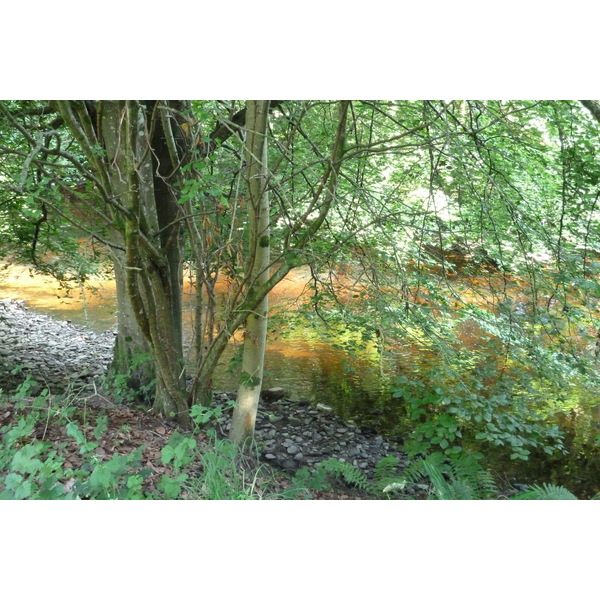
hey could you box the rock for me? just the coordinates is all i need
[261,387,285,402]
[0,299,114,395]
[316,403,333,413]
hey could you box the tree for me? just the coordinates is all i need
[0,100,354,430]
[52,101,190,419]
[4,99,599,467]
[229,100,271,446]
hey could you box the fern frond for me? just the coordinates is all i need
[374,455,400,481]
[449,455,497,499]
[317,458,368,490]
[421,459,455,500]
[372,455,401,491]
[511,483,577,500]
[397,452,445,484]
[446,479,477,500]
[389,453,497,500]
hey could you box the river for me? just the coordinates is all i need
[0,263,390,423]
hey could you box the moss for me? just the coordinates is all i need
[259,235,270,248]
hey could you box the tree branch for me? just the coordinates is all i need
[580,100,600,125]
[206,100,284,154]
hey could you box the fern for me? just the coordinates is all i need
[372,455,401,490]
[317,458,369,490]
[292,466,331,492]
[385,453,497,500]
[510,483,577,500]
[448,454,497,499]
[291,458,369,493]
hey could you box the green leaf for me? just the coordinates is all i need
[89,463,113,491]
[157,474,188,499]
[66,422,86,446]
[4,473,33,499]
[161,445,176,465]
[11,444,44,474]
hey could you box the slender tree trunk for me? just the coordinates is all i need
[229,101,271,447]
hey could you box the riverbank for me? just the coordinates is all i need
[0,299,413,496]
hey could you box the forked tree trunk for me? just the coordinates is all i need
[229,101,271,447]
[100,101,189,422]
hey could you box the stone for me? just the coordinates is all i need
[261,387,285,402]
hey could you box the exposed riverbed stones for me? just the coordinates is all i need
[0,299,114,394]
[0,298,409,482]
[210,391,408,478]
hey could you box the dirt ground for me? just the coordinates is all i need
[0,393,368,500]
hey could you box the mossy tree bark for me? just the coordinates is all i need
[110,255,155,395]
[100,101,189,421]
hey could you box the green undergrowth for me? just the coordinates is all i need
[291,452,584,500]
[0,377,589,500]
[0,379,293,500]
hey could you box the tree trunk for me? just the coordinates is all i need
[109,252,155,397]
[100,101,189,422]
[229,101,271,447]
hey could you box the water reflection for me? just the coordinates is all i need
[0,264,117,332]
[0,264,387,422]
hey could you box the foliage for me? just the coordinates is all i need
[392,358,566,465]
[384,452,498,500]
[0,383,279,499]
[291,455,402,497]
[509,483,578,500]
[3,99,600,482]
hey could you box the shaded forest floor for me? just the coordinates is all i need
[0,392,379,500]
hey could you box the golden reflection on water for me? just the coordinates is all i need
[0,264,316,332]
[0,263,379,402]
[0,263,117,332]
